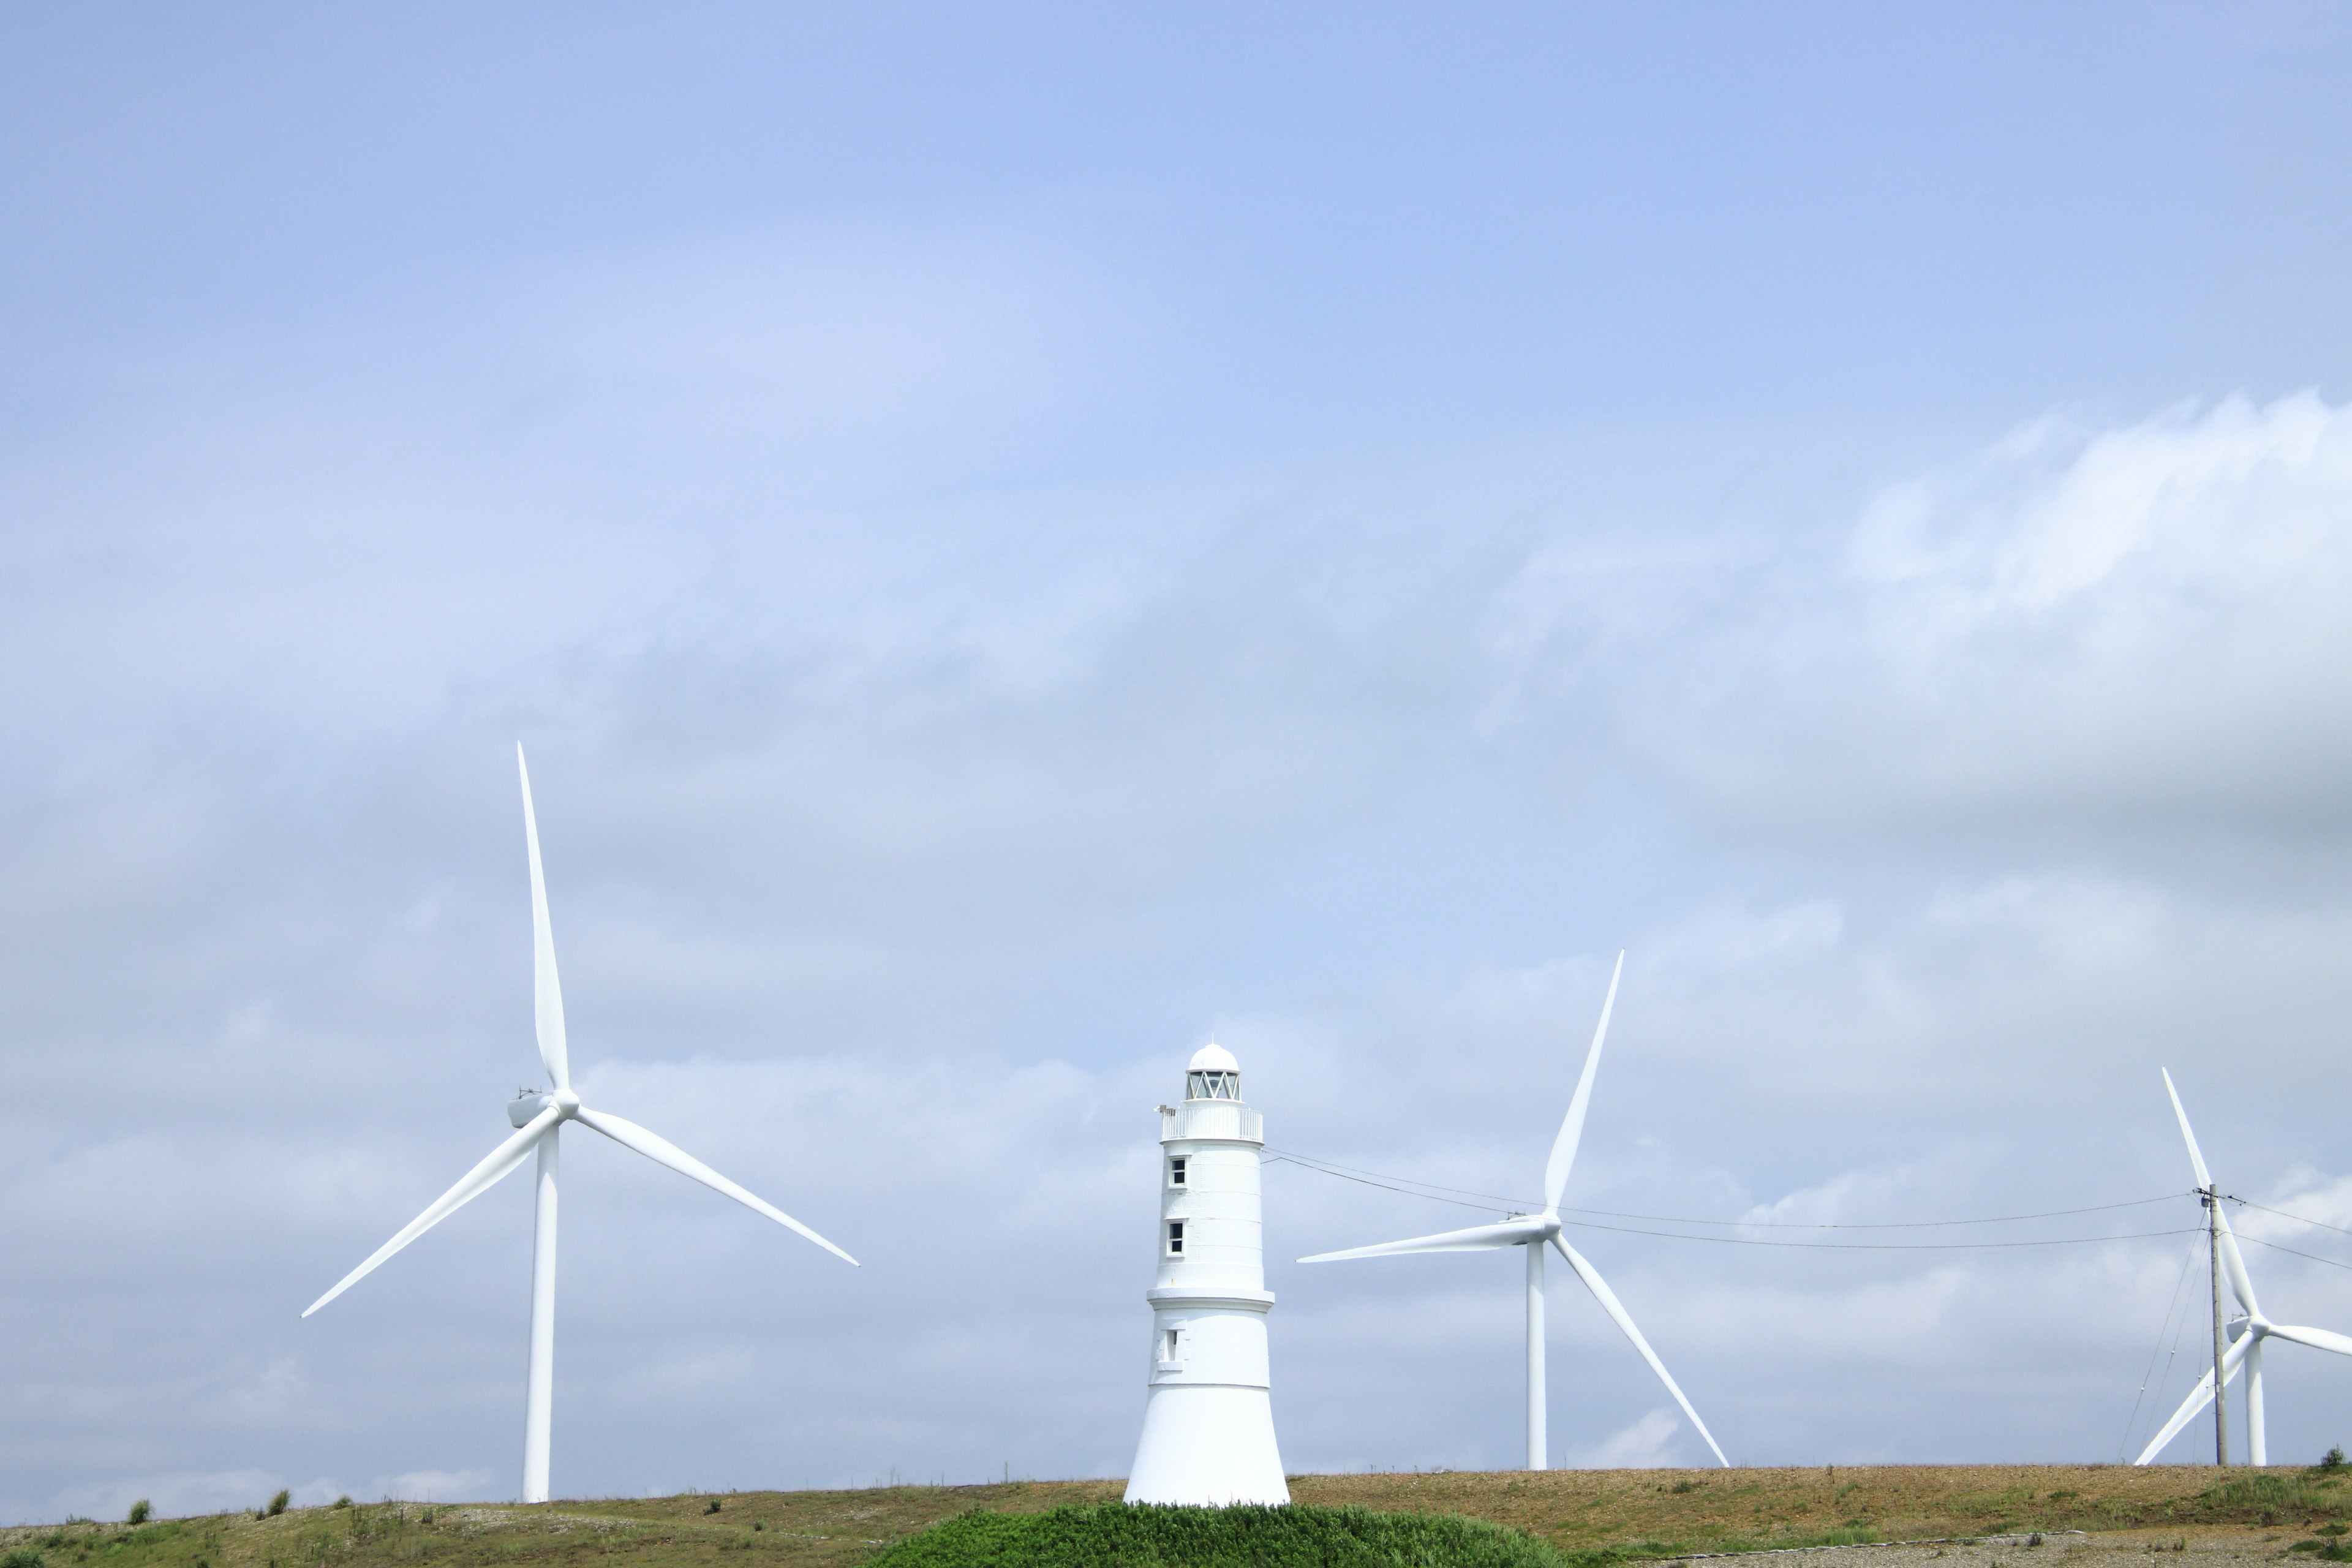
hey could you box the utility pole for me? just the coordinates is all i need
[2208,1186,2230,1467]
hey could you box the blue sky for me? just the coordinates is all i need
[8,1,2352,1521]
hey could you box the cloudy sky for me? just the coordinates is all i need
[9,1,2352,1523]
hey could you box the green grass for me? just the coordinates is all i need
[863,1503,1562,1568]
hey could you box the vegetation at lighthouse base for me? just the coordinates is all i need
[863,1501,1562,1567]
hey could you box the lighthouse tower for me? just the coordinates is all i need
[1125,1042,1289,1506]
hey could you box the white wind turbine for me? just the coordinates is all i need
[303,746,857,1503]
[2133,1068,2352,1466]
[1300,952,1728,1470]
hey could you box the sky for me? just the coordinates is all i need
[7,0,2352,1522]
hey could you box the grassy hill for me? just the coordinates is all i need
[4,1464,2344,1568]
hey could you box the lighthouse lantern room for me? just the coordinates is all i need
[1124,1042,1289,1505]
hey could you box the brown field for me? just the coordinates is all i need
[4,1464,2343,1568]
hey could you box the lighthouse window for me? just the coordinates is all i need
[1161,1328,1182,1361]
[1169,1157,1188,1188]
[1185,1069,1239,1100]
[1166,1221,1185,1256]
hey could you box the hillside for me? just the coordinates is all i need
[4,1465,2343,1568]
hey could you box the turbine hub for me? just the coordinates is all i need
[553,1088,581,1117]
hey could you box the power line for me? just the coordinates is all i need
[2227,1196,2352,1240]
[1267,1145,2190,1233]
[1261,1156,1517,1215]
[2118,1233,2204,1462]
[1564,1195,2185,1232]
[1558,1216,2202,1253]
[1261,1148,1540,1211]
[2234,1232,2352,1274]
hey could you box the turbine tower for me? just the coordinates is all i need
[303,745,857,1503]
[1125,1042,1289,1506]
[2133,1068,2352,1466]
[1300,952,1727,1471]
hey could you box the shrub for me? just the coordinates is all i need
[2198,1473,2350,1520]
[867,1502,1564,1568]
[126,1502,151,1526]
[2329,1449,2348,1473]
[2,1549,46,1568]
[267,1491,290,1517]
[333,1499,351,1511]
[704,1499,723,1515]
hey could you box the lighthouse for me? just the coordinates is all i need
[1125,1042,1290,1506]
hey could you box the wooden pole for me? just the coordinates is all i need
[2210,1188,2230,1467]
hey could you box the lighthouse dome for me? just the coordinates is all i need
[1186,1041,1241,1101]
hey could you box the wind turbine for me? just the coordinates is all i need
[303,745,857,1503]
[2133,1068,2352,1466]
[1299,952,1727,1470]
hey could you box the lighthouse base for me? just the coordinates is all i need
[1126,1384,1289,1506]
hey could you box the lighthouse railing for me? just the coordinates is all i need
[1162,1101,1263,1142]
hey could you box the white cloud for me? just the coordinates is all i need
[13,241,2352,1509]
[1562,1408,1683,1469]
[1577,391,2352,845]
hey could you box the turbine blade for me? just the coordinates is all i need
[1551,1236,1730,1468]
[518,745,570,1095]
[2132,1331,2249,1463]
[2162,1071,2261,1317]
[575,1106,857,1265]
[1545,951,1624,1213]
[2212,1207,2263,1321]
[2161,1068,2214,1189]
[301,1106,560,1318]
[2263,1322,2352,1358]
[2133,1366,2217,1465]
[1298,1218,1550,1263]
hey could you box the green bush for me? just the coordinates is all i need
[2199,1473,2349,1521]
[267,1491,291,1518]
[867,1502,1563,1568]
[2328,1449,2348,1474]
[126,1501,150,1526]
[3,1549,47,1568]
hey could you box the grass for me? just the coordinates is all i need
[2,1464,2344,1568]
[862,1502,1562,1567]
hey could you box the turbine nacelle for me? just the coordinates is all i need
[304,745,856,1506]
[2132,1069,2352,1467]
[1294,951,1729,1470]
[507,1089,586,1127]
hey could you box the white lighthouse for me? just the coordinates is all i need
[1125,1042,1290,1506]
